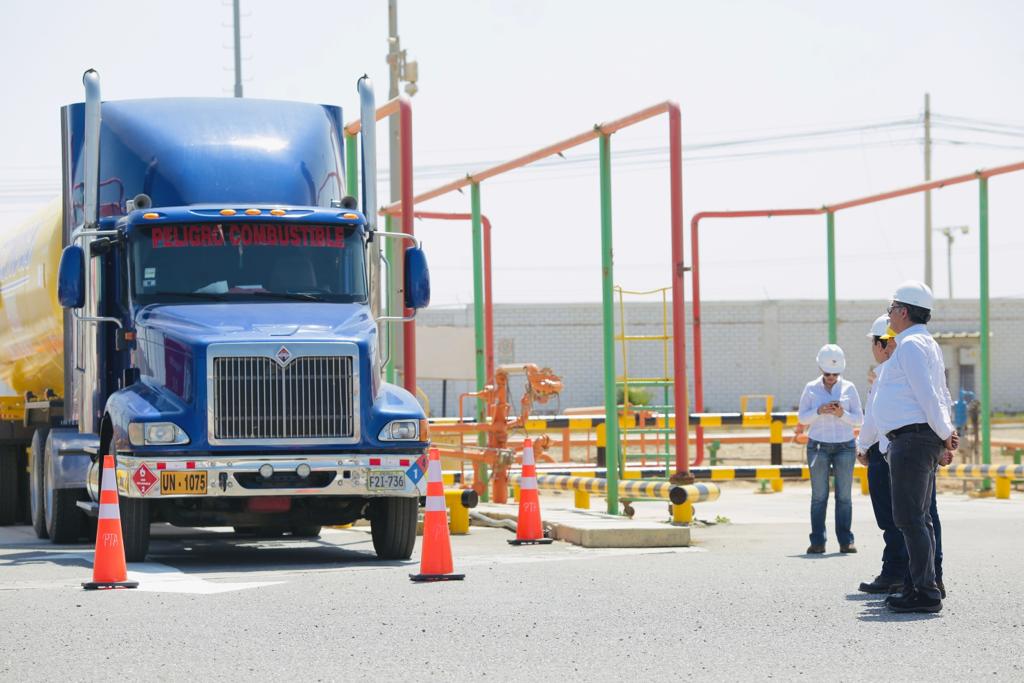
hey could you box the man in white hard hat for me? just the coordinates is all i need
[855,315,948,599]
[798,344,863,554]
[871,280,958,614]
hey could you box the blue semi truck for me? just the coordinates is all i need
[0,70,430,561]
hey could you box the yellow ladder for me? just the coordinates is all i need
[614,285,674,475]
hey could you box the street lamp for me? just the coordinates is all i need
[934,225,969,298]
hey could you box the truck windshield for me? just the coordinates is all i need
[129,222,367,305]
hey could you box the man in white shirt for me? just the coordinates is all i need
[871,281,958,614]
[797,344,863,554]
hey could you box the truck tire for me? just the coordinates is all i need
[30,428,50,539]
[0,448,18,526]
[44,453,84,544]
[370,497,417,560]
[119,497,151,562]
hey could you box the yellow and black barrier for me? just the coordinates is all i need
[507,473,720,523]
[936,464,1023,499]
[431,411,799,433]
[444,488,479,534]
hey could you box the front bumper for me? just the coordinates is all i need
[113,453,426,499]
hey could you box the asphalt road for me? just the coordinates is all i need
[1,485,1022,680]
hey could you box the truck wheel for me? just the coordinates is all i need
[119,497,151,562]
[0,448,18,526]
[290,523,322,538]
[44,456,84,544]
[30,428,50,539]
[370,497,417,560]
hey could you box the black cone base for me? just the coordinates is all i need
[508,538,554,546]
[409,573,465,582]
[82,580,139,590]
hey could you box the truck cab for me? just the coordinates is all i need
[3,71,430,561]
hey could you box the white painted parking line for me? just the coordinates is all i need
[128,562,284,594]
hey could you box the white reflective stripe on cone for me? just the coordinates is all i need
[519,476,537,490]
[101,466,117,490]
[425,497,446,512]
[522,447,535,467]
[427,458,442,481]
[98,502,121,519]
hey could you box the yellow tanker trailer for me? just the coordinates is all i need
[0,199,66,525]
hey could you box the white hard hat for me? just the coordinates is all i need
[816,344,846,374]
[892,280,934,310]
[867,314,893,339]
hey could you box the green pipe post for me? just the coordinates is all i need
[471,182,489,498]
[826,211,837,344]
[344,132,358,198]
[979,177,991,472]
[599,133,619,515]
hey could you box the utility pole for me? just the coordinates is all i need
[935,225,969,298]
[384,0,418,384]
[924,93,932,287]
[232,0,243,98]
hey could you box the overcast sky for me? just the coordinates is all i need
[2,0,1022,306]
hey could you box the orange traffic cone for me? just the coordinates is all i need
[410,448,465,582]
[509,438,553,545]
[82,455,138,590]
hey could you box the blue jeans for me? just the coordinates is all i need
[807,439,856,547]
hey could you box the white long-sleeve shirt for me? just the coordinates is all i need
[798,376,863,443]
[871,324,955,442]
[857,361,888,453]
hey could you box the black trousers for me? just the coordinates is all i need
[888,430,945,600]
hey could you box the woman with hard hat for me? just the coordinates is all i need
[797,344,863,554]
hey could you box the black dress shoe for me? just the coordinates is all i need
[859,575,904,594]
[806,544,826,554]
[888,591,942,613]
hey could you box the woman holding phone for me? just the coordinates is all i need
[797,344,864,554]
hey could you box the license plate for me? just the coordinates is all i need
[160,470,208,496]
[368,471,406,491]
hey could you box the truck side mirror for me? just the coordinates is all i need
[403,246,430,310]
[57,245,86,309]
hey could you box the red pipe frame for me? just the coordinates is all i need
[689,159,1024,458]
[397,211,496,381]
[380,101,690,476]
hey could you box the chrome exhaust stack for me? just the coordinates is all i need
[82,69,101,230]
[357,75,377,233]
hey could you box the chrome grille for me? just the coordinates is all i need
[212,355,355,440]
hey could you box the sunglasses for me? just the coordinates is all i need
[822,372,839,378]
[887,303,906,314]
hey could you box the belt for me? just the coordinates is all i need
[886,423,935,440]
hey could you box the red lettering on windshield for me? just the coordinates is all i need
[152,224,346,249]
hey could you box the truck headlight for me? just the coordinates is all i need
[128,422,190,446]
[378,419,420,441]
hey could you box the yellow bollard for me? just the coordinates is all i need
[860,475,870,496]
[671,501,693,524]
[771,478,784,493]
[444,489,475,534]
[995,477,1011,500]
[512,484,521,503]
[442,472,455,486]
[572,470,593,509]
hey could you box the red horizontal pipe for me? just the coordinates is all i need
[380,101,676,215]
[689,157,1024,454]
[343,98,401,135]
